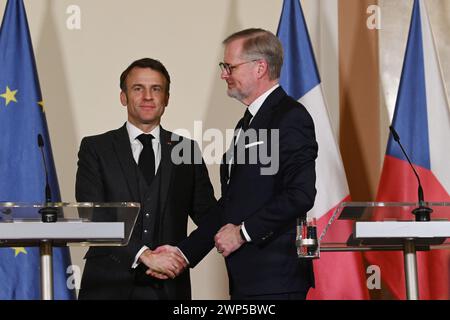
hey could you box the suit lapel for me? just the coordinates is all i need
[247,86,286,131]
[222,86,287,186]
[158,127,174,215]
[112,124,141,201]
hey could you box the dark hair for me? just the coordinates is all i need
[223,28,283,80]
[119,58,171,93]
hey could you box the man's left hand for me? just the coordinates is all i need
[214,223,245,257]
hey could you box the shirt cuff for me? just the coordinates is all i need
[241,222,251,242]
[176,247,190,266]
[131,245,149,269]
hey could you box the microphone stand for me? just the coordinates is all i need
[389,126,432,221]
[39,203,58,223]
[412,196,432,222]
[37,134,58,223]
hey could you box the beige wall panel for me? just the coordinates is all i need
[339,0,380,200]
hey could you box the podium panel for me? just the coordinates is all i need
[0,202,140,300]
[310,202,450,300]
[319,202,450,249]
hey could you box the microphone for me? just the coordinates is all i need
[37,134,52,203]
[37,134,57,222]
[389,126,432,221]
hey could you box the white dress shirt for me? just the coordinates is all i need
[127,121,161,173]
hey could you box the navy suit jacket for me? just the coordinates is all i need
[179,87,318,296]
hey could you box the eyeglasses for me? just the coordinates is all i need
[219,59,258,75]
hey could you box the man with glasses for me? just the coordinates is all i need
[156,28,318,300]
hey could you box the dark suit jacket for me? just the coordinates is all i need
[179,87,318,296]
[75,124,216,299]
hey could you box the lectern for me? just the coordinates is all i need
[313,202,450,300]
[0,202,140,300]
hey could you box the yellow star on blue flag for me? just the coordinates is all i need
[0,86,18,106]
[11,247,27,257]
[38,100,45,111]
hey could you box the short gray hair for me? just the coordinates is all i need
[223,28,283,80]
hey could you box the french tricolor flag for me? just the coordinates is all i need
[366,0,450,299]
[277,0,369,299]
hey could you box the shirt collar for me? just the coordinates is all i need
[247,84,280,117]
[126,121,160,144]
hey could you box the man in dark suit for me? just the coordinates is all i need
[75,58,216,299]
[171,28,318,300]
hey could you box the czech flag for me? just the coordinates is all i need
[366,0,450,299]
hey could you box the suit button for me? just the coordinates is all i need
[144,229,148,234]
[145,213,150,218]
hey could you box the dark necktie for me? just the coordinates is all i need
[241,109,253,131]
[137,134,155,186]
[229,109,253,179]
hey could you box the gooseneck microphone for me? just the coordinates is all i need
[37,134,52,203]
[37,134,57,222]
[389,126,432,221]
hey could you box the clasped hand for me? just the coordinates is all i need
[214,223,245,257]
[139,245,187,280]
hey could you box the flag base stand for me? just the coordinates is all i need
[412,206,432,222]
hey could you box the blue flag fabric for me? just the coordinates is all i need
[277,0,320,100]
[0,0,74,299]
[386,0,430,169]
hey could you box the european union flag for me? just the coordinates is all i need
[0,0,75,299]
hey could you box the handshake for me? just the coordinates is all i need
[138,223,246,280]
[138,245,187,280]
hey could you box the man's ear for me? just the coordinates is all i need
[256,60,268,79]
[164,93,170,107]
[120,91,127,106]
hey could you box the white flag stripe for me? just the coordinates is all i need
[421,0,450,193]
[300,84,349,219]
